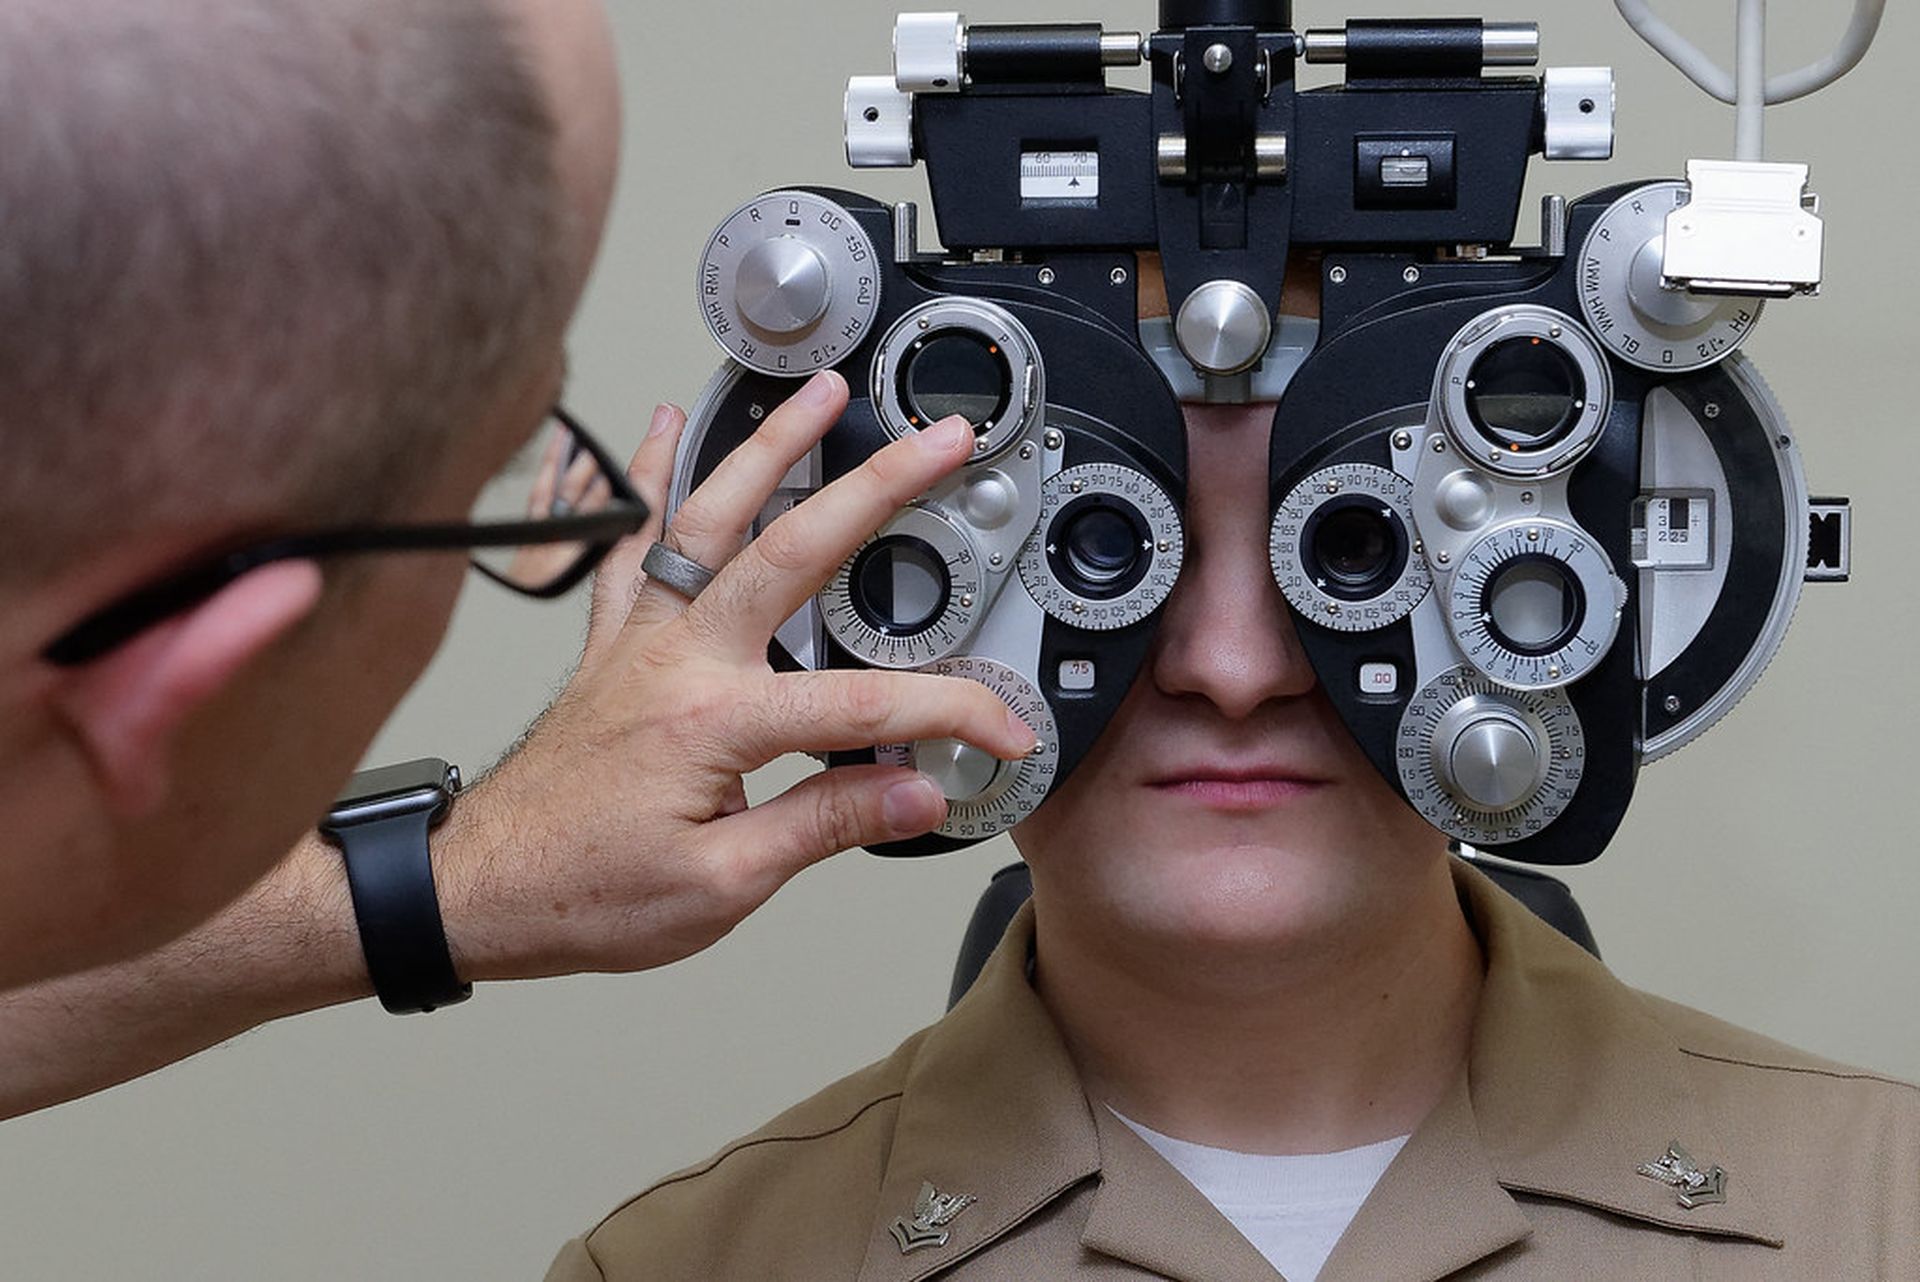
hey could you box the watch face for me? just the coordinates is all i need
[330,758,453,810]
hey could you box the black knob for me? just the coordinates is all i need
[1160,1,1291,31]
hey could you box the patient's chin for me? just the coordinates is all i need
[1033,832,1394,965]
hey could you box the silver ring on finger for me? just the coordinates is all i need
[642,540,719,601]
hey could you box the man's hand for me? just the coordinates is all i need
[439,369,1035,980]
[0,369,1031,1121]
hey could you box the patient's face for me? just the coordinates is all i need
[1014,400,1449,954]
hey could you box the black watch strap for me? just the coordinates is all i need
[322,763,472,1015]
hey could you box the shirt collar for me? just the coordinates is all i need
[1449,858,1783,1247]
[854,901,1101,1282]
[856,858,1783,1282]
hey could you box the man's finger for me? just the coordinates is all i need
[691,415,975,653]
[661,369,850,574]
[723,668,1038,771]
[558,448,600,509]
[588,403,686,655]
[524,423,568,517]
[706,765,949,895]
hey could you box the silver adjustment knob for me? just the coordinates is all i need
[696,190,881,376]
[877,657,1060,842]
[1174,280,1273,377]
[1397,669,1586,846]
[895,12,965,93]
[1434,469,1497,532]
[845,76,915,169]
[1626,235,1719,330]
[1575,182,1763,373]
[736,238,832,335]
[917,738,1004,802]
[1542,67,1616,161]
[1444,714,1543,813]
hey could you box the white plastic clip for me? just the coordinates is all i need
[1662,160,1824,298]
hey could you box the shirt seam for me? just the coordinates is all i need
[586,1089,907,1232]
[1676,1047,1920,1093]
[1499,1181,1785,1248]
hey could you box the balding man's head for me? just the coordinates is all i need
[0,0,591,597]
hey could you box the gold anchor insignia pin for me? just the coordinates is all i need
[1636,1142,1729,1209]
[888,1181,977,1254]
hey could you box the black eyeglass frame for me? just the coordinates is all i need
[42,406,650,668]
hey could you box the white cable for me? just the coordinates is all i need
[1735,0,1766,161]
[1767,0,1885,104]
[1614,0,1885,106]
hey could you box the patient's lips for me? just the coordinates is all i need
[1148,759,1330,812]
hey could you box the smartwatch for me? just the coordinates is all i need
[319,758,473,1014]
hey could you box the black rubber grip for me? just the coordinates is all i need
[1345,19,1486,78]
[967,25,1106,84]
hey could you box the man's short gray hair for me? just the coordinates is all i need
[0,0,569,590]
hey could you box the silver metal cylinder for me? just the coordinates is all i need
[1542,66,1618,161]
[1254,133,1289,180]
[1541,194,1569,257]
[1482,23,1541,66]
[895,11,966,93]
[845,76,915,169]
[1302,30,1346,64]
[1101,32,1145,66]
[1156,133,1188,181]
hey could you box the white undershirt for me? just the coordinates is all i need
[1111,1109,1408,1282]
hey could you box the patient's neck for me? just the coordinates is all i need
[1030,853,1482,1156]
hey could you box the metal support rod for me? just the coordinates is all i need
[1735,0,1767,160]
[1101,33,1146,66]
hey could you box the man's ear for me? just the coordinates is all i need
[51,562,326,820]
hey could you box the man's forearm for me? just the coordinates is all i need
[0,835,371,1121]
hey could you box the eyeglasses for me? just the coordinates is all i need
[42,405,650,667]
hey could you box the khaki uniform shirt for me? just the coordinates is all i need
[549,862,1919,1280]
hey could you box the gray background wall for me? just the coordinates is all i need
[3,2,1914,1277]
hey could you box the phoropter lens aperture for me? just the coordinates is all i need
[1481,554,1585,657]
[1464,336,1585,452]
[898,329,1013,432]
[1046,495,1152,603]
[850,535,952,636]
[1301,496,1409,602]
[1063,506,1139,587]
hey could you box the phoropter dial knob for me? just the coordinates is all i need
[1271,462,1432,632]
[877,657,1061,841]
[1019,462,1185,631]
[1443,518,1625,690]
[822,505,987,669]
[696,190,881,377]
[735,237,832,335]
[1440,707,1544,813]
[1396,667,1588,847]
[1175,279,1273,378]
[1576,182,1764,373]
